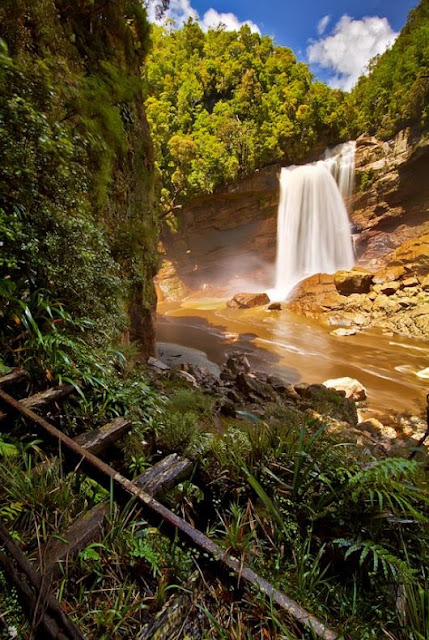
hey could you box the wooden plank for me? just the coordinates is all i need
[137,571,199,640]
[0,368,29,389]
[37,503,108,574]
[135,453,193,497]
[0,388,338,640]
[74,417,131,455]
[0,523,85,639]
[0,384,74,423]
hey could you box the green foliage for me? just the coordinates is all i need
[0,0,158,371]
[351,0,429,138]
[145,21,349,213]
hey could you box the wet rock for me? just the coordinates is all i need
[268,302,282,310]
[227,292,270,308]
[226,353,251,376]
[323,377,367,402]
[330,327,357,336]
[334,269,373,295]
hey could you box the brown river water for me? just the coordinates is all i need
[156,297,429,417]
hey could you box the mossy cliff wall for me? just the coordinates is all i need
[0,0,159,356]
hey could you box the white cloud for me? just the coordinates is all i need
[317,15,330,36]
[201,9,260,34]
[147,0,260,34]
[146,0,198,27]
[307,15,398,91]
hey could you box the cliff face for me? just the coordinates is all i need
[157,165,280,299]
[352,129,429,267]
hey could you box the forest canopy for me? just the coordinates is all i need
[145,20,350,211]
[350,0,429,139]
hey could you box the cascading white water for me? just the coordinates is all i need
[270,142,355,300]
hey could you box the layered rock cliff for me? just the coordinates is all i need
[157,128,429,339]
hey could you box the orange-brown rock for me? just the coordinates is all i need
[227,292,270,308]
[334,268,373,295]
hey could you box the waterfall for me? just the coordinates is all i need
[271,142,355,300]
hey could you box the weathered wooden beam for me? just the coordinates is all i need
[0,368,29,389]
[135,453,193,497]
[0,523,85,640]
[74,417,131,455]
[0,388,338,640]
[137,571,199,640]
[36,503,109,575]
[0,384,74,423]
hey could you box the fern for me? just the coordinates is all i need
[334,538,416,582]
[347,458,429,522]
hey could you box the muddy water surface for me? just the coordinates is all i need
[157,298,429,416]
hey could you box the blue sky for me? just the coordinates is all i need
[148,0,418,90]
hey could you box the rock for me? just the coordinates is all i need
[219,399,237,418]
[334,269,373,295]
[379,281,401,295]
[330,327,357,336]
[226,353,251,376]
[294,382,310,397]
[420,275,429,291]
[147,357,170,372]
[372,266,406,284]
[268,302,282,310]
[402,276,420,288]
[267,375,287,391]
[227,292,270,308]
[176,371,199,387]
[323,377,367,402]
[236,373,276,400]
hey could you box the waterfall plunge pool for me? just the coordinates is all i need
[156,298,429,417]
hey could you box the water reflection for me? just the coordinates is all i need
[156,299,429,415]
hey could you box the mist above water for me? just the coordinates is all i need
[269,142,356,300]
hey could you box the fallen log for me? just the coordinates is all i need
[0,388,338,640]
[0,523,85,639]
[135,453,193,498]
[74,417,131,455]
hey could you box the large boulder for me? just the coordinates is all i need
[323,377,367,402]
[334,269,374,295]
[227,292,270,308]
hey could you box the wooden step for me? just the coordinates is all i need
[37,503,109,575]
[0,368,29,389]
[135,453,193,498]
[74,417,131,455]
[0,384,74,423]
